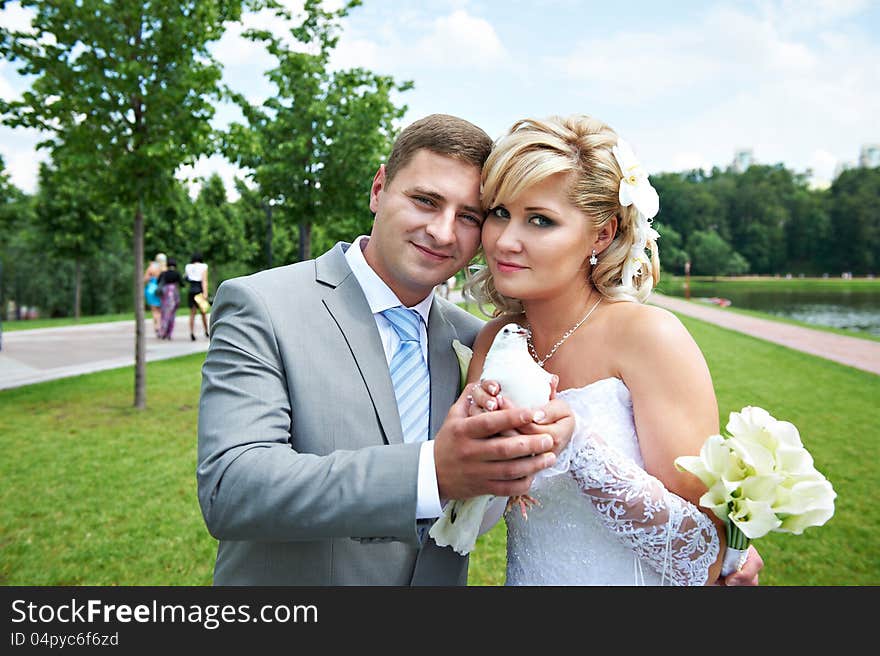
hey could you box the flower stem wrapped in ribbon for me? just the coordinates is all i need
[675,406,837,575]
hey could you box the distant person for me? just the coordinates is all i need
[156,257,183,340]
[143,253,167,337]
[185,252,209,341]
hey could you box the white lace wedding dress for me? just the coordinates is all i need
[504,377,720,586]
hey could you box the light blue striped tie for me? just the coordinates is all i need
[382,306,430,444]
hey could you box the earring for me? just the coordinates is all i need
[589,249,598,266]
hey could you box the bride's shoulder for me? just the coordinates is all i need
[603,299,691,348]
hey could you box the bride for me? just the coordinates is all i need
[464,114,739,585]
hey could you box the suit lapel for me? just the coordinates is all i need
[318,244,404,446]
[427,301,460,439]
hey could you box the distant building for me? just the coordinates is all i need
[859,144,880,168]
[731,148,753,173]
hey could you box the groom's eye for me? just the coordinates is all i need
[413,195,436,207]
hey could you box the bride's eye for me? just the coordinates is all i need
[528,214,554,227]
[488,206,510,219]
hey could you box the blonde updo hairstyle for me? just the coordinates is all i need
[467,115,659,315]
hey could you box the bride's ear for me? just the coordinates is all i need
[595,216,618,253]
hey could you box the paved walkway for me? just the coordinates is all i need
[648,293,880,376]
[450,289,879,377]
[1,291,877,391]
[0,316,210,391]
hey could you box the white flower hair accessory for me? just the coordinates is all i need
[613,138,659,220]
[612,138,660,293]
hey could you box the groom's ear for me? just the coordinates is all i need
[369,165,387,214]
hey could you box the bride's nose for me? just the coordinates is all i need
[491,221,524,253]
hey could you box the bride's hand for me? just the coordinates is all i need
[466,374,560,416]
[465,379,504,416]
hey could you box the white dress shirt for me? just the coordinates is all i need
[345,236,443,520]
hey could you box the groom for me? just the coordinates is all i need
[196,114,574,585]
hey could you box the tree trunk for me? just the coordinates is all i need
[265,201,273,269]
[298,219,311,263]
[74,259,82,320]
[134,201,146,409]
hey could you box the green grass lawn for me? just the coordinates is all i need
[2,307,193,332]
[1,312,876,585]
[468,313,878,585]
[2,312,136,331]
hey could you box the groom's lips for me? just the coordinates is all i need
[412,242,452,261]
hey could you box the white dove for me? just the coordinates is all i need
[429,323,554,556]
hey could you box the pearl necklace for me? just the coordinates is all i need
[526,296,602,368]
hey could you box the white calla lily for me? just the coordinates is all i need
[726,406,774,437]
[768,420,803,449]
[729,497,782,539]
[778,504,836,534]
[773,478,836,517]
[738,473,785,502]
[774,443,815,475]
[681,405,835,574]
[699,481,733,521]
[727,435,775,474]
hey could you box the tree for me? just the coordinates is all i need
[652,221,688,274]
[232,177,298,270]
[34,154,113,318]
[688,229,749,278]
[190,173,254,269]
[828,168,880,274]
[222,0,411,264]
[727,165,795,274]
[1,0,244,407]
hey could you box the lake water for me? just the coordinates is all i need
[660,285,880,336]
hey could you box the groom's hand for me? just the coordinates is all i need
[468,377,575,458]
[434,389,557,501]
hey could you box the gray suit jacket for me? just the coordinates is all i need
[197,242,484,585]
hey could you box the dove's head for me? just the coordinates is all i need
[493,323,530,351]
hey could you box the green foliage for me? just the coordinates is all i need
[652,221,688,273]
[828,167,880,274]
[650,164,869,276]
[221,0,411,263]
[0,0,246,405]
[688,229,749,276]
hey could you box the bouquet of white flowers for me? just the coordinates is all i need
[675,406,836,575]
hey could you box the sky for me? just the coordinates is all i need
[1,0,879,198]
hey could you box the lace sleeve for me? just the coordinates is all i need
[567,419,720,586]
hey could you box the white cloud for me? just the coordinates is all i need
[334,9,508,74]
[0,126,46,192]
[543,3,879,180]
[0,2,34,31]
[177,154,247,201]
[412,10,506,69]
[0,65,16,101]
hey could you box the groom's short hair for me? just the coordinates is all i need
[384,114,493,184]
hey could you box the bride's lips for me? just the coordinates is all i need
[412,242,452,261]
[494,259,528,273]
